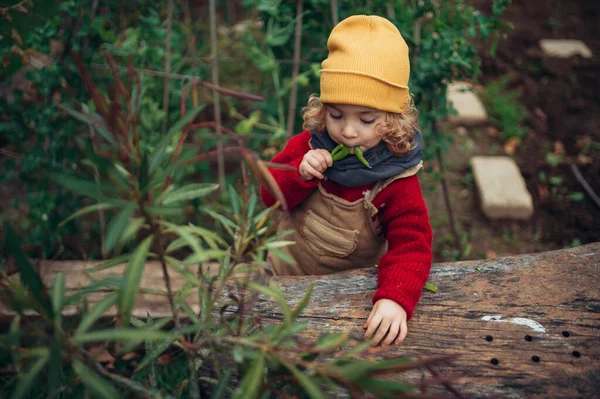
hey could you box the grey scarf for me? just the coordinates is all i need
[310,130,423,188]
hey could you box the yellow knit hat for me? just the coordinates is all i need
[320,15,410,113]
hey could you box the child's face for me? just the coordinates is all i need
[324,104,384,152]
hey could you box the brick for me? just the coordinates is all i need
[446,81,488,127]
[471,156,533,220]
[539,39,592,59]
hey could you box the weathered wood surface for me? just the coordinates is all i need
[1,244,599,398]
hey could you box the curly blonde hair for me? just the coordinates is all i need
[301,94,420,155]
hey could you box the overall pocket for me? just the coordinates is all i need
[300,209,359,258]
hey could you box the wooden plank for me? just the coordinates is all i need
[1,244,598,398]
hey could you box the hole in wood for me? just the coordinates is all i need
[525,335,533,341]
[485,335,493,342]
[572,351,581,358]
[490,358,499,365]
[562,331,570,337]
[532,355,540,363]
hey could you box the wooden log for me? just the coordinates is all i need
[1,243,599,398]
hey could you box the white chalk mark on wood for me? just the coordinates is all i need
[482,315,547,333]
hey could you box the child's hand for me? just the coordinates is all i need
[363,299,408,346]
[299,149,333,181]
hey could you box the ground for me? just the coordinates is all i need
[426,0,600,262]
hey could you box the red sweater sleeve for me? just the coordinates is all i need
[371,175,433,320]
[260,130,319,210]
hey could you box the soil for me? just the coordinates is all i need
[426,0,600,262]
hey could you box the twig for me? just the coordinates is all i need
[424,361,464,398]
[570,164,600,209]
[286,0,304,138]
[162,0,174,134]
[330,0,339,26]
[209,0,226,192]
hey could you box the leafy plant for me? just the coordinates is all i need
[480,75,529,141]
[1,52,458,398]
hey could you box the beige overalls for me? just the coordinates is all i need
[268,162,422,276]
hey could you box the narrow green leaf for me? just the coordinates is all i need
[76,292,118,335]
[161,222,203,256]
[228,185,241,216]
[74,328,170,344]
[162,183,219,205]
[314,333,347,350]
[264,241,296,249]
[12,350,49,399]
[59,203,117,226]
[135,335,177,372]
[150,104,206,173]
[114,217,145,254]
[281,361,326,399]
[164,256,202,286]
[118,236,153,324]
[268,247,296,265]
[103,203,136,254]
[210,370,233,399]
[248,281,292,325]
[4,221,53,317]
[59,105,116,145]
[246,191,257,220]
[145,205,184,217]
[47,341,61,399]
[51,273,65,316]
[232,353,265,399]
[50,173,113,200]
[72,359,120,399]
[424,282,438,293]
[291,284,313,320]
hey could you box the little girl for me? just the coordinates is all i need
[261,15,432,347]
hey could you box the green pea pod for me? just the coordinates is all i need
[354,146,372,168]
[331,144,350,161]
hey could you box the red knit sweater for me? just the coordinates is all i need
[260,130,432,320]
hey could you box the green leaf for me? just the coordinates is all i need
[248,281,292,325]
[314,333,347,350]
[291,284,313,320]
[4,221,53,318]
[161,222,203,256]
[281,361,326,399]
[12,350,49,399]
[76,292,118,335]
[162,183,219,205]
[164,256,202,286]
[72,359,120,399]
[60,105,116,145]
[233,352,265,399]
[50,173,113,200]
[135,335,177,372]
[118,236,153,324]
[59,202,118,226]
[268,247,296,265]
[103,203,136,255]
[74,328,170,344]
[47,341,61,399]
[51,273,65,328]
[228,184,241,216]
[210,369,233,399]
[424,282,438,293]
[84,254,132,274]
[150,104,207,173]
[357,377,414,398]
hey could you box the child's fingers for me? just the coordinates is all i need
[316,149,333,166]
[303,164,324,180]
[381,321,400,347]
[363,315,382,341]
[394,321,408,344]
[363,310,374,329]
[306,153,329,173]
[372,320,391,346]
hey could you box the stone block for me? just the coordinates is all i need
[539,39,592,59]
[471,156,533,220]
[446,81,488,127]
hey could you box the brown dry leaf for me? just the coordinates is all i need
[534,107,547,122]
[538,185,549,199]
[486,250,497,259]
[485,126,499,137]
[576,136,592,150]
[11,29,23,46]
[121,352,137,361]
[553,141,565,156]
[504,137,520,155]
[88,345,115,363]
[577,154,593,165]
[158,353,170,366]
